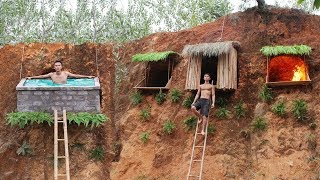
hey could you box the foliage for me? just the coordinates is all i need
[163,120,176,134]
[170,89,182,103]
[307,133,317,150]
[260,45,312,56]
[89,146,105,161]
[259,85,273,102]
[234,100,246,119]
[251,117,267,132]
[6,112,52,128]
[140,132,150,143]
[215,97,228,108]
[207,124,216,134]
[140,107,151,121]
[155,89,166,105]
[292,99,308,121]
[71,142,85,150]
[132,51,177,62]
[271,101,287,117]
[131,91,143,105]
[298,0,320,9]
[67,112,108,128]
[16,140,33,156]
[216,107,230,119]
[183,116,197,130]
[182,96,194,108]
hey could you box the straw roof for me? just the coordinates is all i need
[182,41,240,57]
[132,51,178,62]
[260,45,311,56]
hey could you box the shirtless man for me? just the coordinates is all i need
[191,73,215,135]
[26,60,94,84]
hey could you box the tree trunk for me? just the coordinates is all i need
[256,0,266,9]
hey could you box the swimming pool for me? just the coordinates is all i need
[16,78,101,113]
[24,78,95,87]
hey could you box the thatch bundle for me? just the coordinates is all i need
[260,45,311,56]
[182,41,240,57]
[132,51,178,62]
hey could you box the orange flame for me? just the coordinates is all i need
[292,65,307,81]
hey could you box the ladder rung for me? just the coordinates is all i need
[57,139,65,141]
[58,156,66,158]
[58,174,66,176]
[57,121,64,123]
[195,146,204,148]
[188,175,200,177]
[193,159,201,162]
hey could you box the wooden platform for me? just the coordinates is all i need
[266,80,311,87]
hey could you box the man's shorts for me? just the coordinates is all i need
[193,98,210,117]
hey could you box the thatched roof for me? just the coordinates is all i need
[260,45,311,56]
[182,41,240,57]
[132,51,178,62]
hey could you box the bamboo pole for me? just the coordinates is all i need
[54,110,58,180]
[63,110,70,180]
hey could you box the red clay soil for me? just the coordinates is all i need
[1,6,320,179]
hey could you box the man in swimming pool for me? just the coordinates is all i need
[26,60,94,84]
[191,73,215,135]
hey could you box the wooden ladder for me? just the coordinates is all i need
[187,118,209,180]
[54,109,70,180]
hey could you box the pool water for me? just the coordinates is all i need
[24,78,95,87]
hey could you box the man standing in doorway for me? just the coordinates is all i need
[191,73,215,135]
[26,60,94,84]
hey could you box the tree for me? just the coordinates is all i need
[298,0,320,9]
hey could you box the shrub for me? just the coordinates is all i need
[215,97,228,108]
[71,142,85,150]
[140,107,151,121]
[163,120,176,134]
[89,146,105,161]
[251,117,267,132]
[6,112,52,128]
[259,85,273,102]
[272,101,286,117]
[216,107,230,119]
[309,122,317,130]
[140,132,150,143]
[234,100,245,119]
[183,116,197,130]
[170,89,182,103]
[292,99,308,121]
[307,133,317,150]
[67,112,108,128]
[207,124,216,134]
[182,96,193,108]
[131,91,143,105]
[155,89,166,105]
[16,140,33,156]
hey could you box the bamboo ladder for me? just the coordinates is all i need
[187,116,209,180]
[54,109,70,180]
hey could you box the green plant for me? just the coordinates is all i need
[307,133,317,150]
[6,112,52,128]
[182,96,193,108]
[132,51,177,62]
[271,101,286,117]
[131,91,143,105]
[67,112,108,128]
[170,89,182,103]
[216,97,228,108]
[89,146,105,161]
[309,122,317,130]
[155,89,166,105]
[163,120,176,134]
[140,132,150,143]
[71,142,85,150]
[16,140,33,156]
[216,107,230,119]
[251,117,267,132]
[140,107,151,121]
[292,99,308,121]
[234,100,245,119]
[207,124,216,134]
[259,85,273,102]
[260,45,312,56]
[183,116,197,130]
